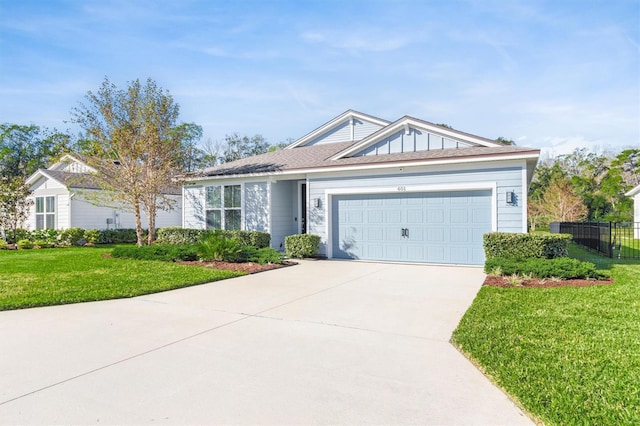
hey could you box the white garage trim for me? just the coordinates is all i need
[324,182,497,259]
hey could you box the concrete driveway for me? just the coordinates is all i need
[0,260,532,425]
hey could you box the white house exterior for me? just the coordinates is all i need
[25,155,182,231]
[625,184,640,238]
[183,110,540,265]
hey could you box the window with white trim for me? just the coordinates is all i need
[35,196,55,230]
[206,185,241,230]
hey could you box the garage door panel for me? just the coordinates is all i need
[450,228,469,242]
[427,228,445,242]
[450,209,469,224]
[333,190,492,265]
[427,209,444,223]
[385,210,402,223]
[368,210,383,223]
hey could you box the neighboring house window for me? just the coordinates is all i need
[35,196,55,230]
[206,185,241,230]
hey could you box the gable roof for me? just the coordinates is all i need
[192,141,539,179]
[331,115,503,160]
[26,169,102,190]
[286,109,390,148]
[48,153,97,173]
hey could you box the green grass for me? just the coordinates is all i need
[0,246,244,310]
[452,244,640,425]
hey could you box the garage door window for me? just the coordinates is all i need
[206,185,241,230]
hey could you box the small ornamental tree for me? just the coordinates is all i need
[0,176,32,243]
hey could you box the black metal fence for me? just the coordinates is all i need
[550,222,640,259]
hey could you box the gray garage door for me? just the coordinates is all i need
[332,190,492,265]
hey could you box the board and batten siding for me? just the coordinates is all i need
[244,182,268,231]
[183,185,206,229]
[307,163,527,256]
[355,128,473,156]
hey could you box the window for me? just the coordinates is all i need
[206,185,241,230]
[35,196,55,230]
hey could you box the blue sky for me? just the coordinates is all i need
[1,0,638,157]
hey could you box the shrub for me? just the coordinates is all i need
[0,239,8,250]
[484,257,606,280]
[31,229,58,245]
[111,244,199,262]
[33,239,54,248]
[238,246,284,264]
[483,232,571,260]
[197,231,243,261]
[59,227,87,246]
[17,239,33,249]
[84,229,101,244]
[99,228,141,244]
[156,227,271,249]
[285,234,321,259]
[156,227,204,245]
[5,228,30,244]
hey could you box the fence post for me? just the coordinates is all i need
[608,222,613,258]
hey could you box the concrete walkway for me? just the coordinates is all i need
[0,260,532,425]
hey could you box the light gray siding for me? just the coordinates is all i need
[270,180,297,250]
[244,182,268,231]
[183,185,206,229]
[356,128,474,157]
[353,119,385,140]
[304,119,384,146]
[308,164,526,256]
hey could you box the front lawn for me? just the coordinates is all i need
[0,246,244,310]
[452,244,640,425]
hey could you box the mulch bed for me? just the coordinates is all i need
[176,260,297,274]
[483,275,614,288]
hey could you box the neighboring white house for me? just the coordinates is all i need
[24,154,182,231]
[625,184,640,238]
[182,110,540,265]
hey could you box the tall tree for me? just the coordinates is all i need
[0,124,70,240]
[539,176,588,222]
[221,133,270,163]
[71,77,187,245]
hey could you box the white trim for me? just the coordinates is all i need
[331,117,502,160]
[184,152,540,183]
[324,182,497,259]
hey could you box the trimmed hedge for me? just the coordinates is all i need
[485,257,606,280]
[484,232,571,260]
[156,227,270,249]
[111,244,199,262]
[285,234,321,259]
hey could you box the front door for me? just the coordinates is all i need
[300,183,307,234]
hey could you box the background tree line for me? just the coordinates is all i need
[528,148,639,229]
[1,77,281,245]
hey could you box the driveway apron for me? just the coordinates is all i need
[0,260,532,425]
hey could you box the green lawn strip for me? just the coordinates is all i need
[0,246,244,310]
[452,247,640,425]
